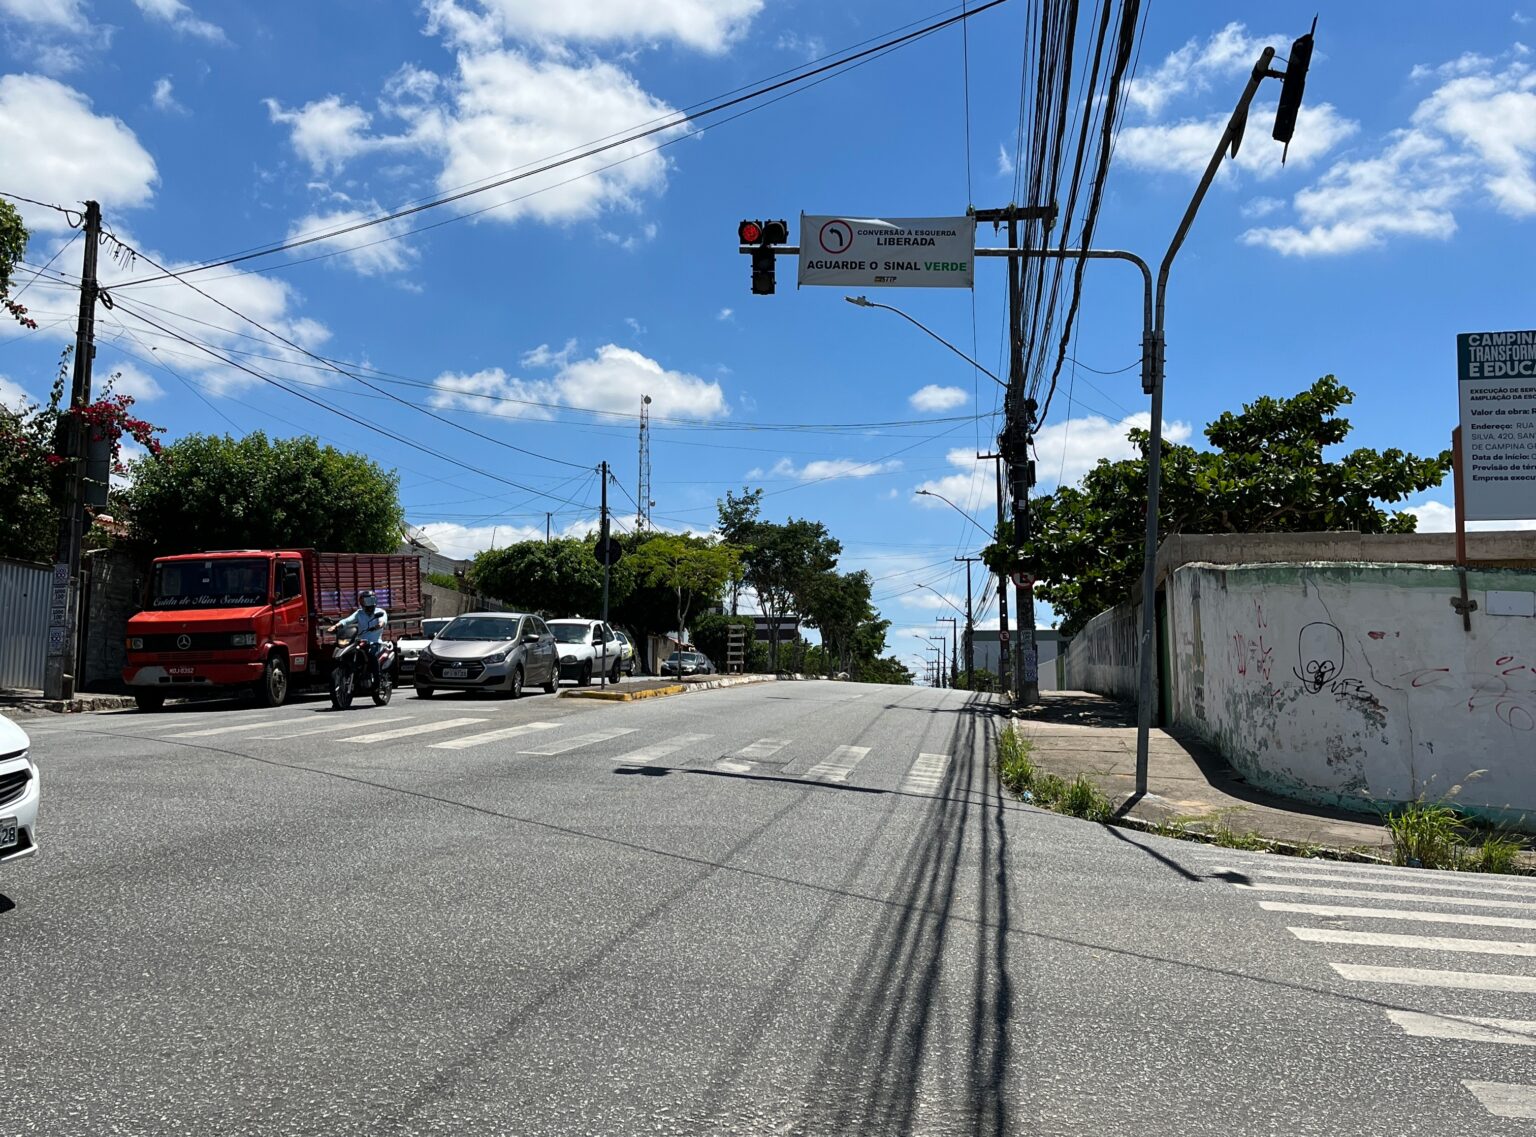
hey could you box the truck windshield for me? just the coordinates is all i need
[150,558,270,609]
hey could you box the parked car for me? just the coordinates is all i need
[660,650,715,677]
[546,618,622,685]
[0,714,39,864]
[397,617,452,679]
[413,612,558,699]
[612,630,638,676]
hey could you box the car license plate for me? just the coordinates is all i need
[0,817,16,851]
[444,667,468,679]
[168,666,195,676]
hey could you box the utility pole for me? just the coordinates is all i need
[545,512,552,544]
[599,460,610,689]
[927,635,947,689]
[936,616,958,688]
[954,555,978,689]
[983,453,1011,697]
[43,200,102,703]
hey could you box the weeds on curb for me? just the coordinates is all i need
[1384,801,1530,874]
[995,726,1114,821]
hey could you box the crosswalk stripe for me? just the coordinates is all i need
[1462,1081,1536,1119]
[1388,1011,1536,1046]
[428,722,561,751]
[803,744,871,784]
[1331,962,1536,993]
[252,716,410,739]
[169,720,319,738]
[1290,925,1536,957]
[1240,867,1536,898]
[736,738,792,760]
[901,752,950,793]
[518,727,637,756]
[613,733,712,765]
[1261,900,1536,931]
[1235,881,1536,912]
[349,717,487,743]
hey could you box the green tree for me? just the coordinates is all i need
[737,517,841,669]
[1018,376,1452,633]
[121,432,402,554]
[716,485,763,615]
[627,533,739,641]
[802,570,875,676]
[0,199,37,330]
[472,537,634,617]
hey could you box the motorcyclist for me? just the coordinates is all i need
[331,590,389,686]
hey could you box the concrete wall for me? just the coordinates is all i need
[1060,600,1144,704]
[1165,562,1536,823]
[80,547,144,691]
[421,582,507,619]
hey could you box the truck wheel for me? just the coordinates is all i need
[257,656,290,708]
[134,693,165,712]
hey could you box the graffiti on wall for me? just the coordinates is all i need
[1229,600,1276,683]
[1403,654,1536,733]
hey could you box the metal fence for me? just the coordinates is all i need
[0,557,49,692]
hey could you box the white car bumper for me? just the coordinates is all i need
[0,754,40,863]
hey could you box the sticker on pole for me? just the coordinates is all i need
[797,214,975,289]
[1457,330,1536,522]
[1011,571,1034,588]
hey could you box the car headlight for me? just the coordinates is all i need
[126,636,144,650]
[561,654,577,664]
[418,647,433,661]
[484,650,509,664]
[402,649,418,660]
[230,632,257,647]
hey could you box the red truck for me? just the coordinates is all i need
[123,549,423,711]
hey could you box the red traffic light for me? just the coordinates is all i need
[738,220,763,244]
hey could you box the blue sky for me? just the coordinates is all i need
[3,1,1535,678]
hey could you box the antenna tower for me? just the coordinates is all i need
[637,394,653,530]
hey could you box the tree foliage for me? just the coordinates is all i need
[737,517,841,669]
[627,533,739,640]
[0,199,37,330]
[1022,376,1453,634]
[472,537,633,617]
[122,431,402,554]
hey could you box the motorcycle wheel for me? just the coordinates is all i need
[372,670,393,705]
[331,668,354,710]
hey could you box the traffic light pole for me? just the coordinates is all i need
[44,200,102,703]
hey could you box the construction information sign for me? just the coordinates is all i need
[1458,329,1536,521]
[797,214,975,289]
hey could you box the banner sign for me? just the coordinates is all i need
[1457,330,1536,521]
[797,214,975,289]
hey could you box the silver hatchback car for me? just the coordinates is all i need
[413,612,559,698]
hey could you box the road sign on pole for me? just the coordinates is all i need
[797,214,975,289]
[1457,330,1536,522]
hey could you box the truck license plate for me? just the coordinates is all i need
[444,667,468,679]
[0,818,16,850]
[168,666,195,677]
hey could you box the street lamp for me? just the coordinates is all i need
[914,488,993,538]
[913,583,968,620]
[844,295,1005,388]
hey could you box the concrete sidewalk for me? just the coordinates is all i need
[1017,690,1392,855]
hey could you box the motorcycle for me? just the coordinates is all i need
[328,625,396,710]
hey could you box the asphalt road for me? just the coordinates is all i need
[4,680,1534,1135]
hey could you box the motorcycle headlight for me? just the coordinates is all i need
[230,632,257,648]
[484,650,509,665]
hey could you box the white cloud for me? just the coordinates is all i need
[624,316,645,336]
[0,74,158,232]
[132,0,226,43]
[0,373,34,409]
[1125,22,1282,117]
[430,344,727,422]
[1033,413,1193,486]
[1245,51,1536,256]
[1117,101,1358,181]
[775,31,824,61]
[0,0,87,30]
[472,0,762,53]
[264,95,385,175]
[600,221,657,251]
[1518,12,1534,27]
[410,516,598,559]
[996,143,1014,177]
[151,76,185,114]
[103,361,164,402]
[1241,195,1285,218]
[284,205,419,276]
[1402,500,1536,531]
[716,307,733,321]
[1411,52,1498,81]
[520,338,577,368]
[908,384,968,412]
[769,457,903,482]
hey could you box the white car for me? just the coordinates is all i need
[0,714,39,864]
[397,616,453,680]
[546,617,623,685]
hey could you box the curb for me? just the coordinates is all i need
[679,675,777,694]
[1,694,139,716]
[560,684,686,702]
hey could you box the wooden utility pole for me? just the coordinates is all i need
[954,555,978,688]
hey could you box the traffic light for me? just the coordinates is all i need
[1272,17,1316,161]
[739,218,789,295]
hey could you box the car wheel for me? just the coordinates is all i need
[414,685,434,699]
[508,665,524,699]
[134,692,165,712]
[609,659,622,683]
[542,669,557,694]
[578,661,593,687]
[257,655,290,708]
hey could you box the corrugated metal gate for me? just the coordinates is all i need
[0,557,49,691]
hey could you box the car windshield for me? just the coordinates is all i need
[150,558,269,609]
[550,624,590,644]
[419,619,451,638]
[438,616,519,641]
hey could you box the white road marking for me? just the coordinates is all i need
[1462,1081,1536,1119]
[169,720,316,738]
[736,738,792,760]
[1239,867,1536,898]
[1261,900,1536,932]
[252,716,409,739]
[612,733,712,765]
[901,752,950,794]
[518,728,637,756]
[803,745,871,784]
[1331,963,1536,993]
[428,722,561,750]
[1235,881,1536,912]
[1388,1011,1536,1046]
[1290,925,1536,957]
[349,718,487,743]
